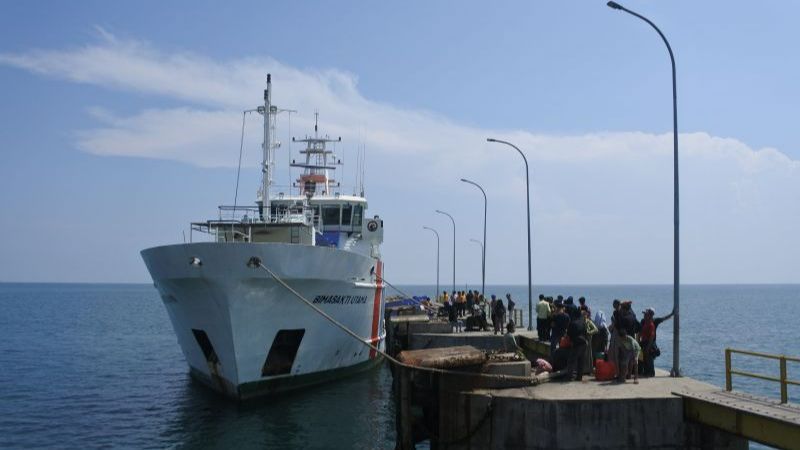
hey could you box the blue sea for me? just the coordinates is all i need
[0,283,797,449]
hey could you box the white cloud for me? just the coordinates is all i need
[1,32,799,284]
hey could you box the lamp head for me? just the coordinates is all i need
[486,138,497,143]
[460,178,468,182]
[607,1,624,10]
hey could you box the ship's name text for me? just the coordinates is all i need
[312,294,368,305]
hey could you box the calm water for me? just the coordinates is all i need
[0,283,797,449]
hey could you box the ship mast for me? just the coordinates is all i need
[291,113,341,197]
[259,74,273,220]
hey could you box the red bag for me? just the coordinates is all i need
[595,359,617,381]
[559,336,572,349]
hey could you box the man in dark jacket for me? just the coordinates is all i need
[493,298,507,335]
[620,301,638,336]
[566,308,588,381]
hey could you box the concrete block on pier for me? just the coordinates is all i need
[406,321,453,335]
[484,361,531,378]
[398,345,487,369]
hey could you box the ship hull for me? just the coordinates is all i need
[141,242,386,400]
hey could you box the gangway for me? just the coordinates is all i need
[674,348,800,450]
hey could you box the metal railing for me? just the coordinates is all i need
[725,348,800,403]
[513,309,523,329]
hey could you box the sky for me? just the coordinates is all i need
[0,1,798,285]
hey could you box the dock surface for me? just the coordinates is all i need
[676,389,800,449]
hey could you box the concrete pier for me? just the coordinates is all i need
[437,372,747,449]
[388,314,749,449]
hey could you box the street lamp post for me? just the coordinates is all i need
[486,138,533,331]
[435,209,456,294]
[461,178,487,297]
[468,239,484,294]
[607,0,681,377]
[423,226,440,301]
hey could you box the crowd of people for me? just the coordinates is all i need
[433,290,673,383]
[535,294,674,383]
[437,290,516,335]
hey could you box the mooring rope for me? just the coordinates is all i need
[249,257,546,384]
[375,275,413,300]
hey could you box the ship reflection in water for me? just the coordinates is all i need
[163,365,396,449]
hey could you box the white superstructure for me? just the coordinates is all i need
[141,75,386,400]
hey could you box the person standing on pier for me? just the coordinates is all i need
[607,300,622,368]
[616,328,640,384]
[489,295,497,332]
[579,296,591,317]
[448,296,461,333]
[567,308,588,381]
[564,296,578,318]
[639,308,657,377]
[639,307,673,377]
[550,301,570,358]
[493,298,507,335]
[505,293,516,327]
[620,301,638,336]
[592,311,609,355]
[536,294,551,342]
[582,309,599,373]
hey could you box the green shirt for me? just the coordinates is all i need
[622,335,642,358]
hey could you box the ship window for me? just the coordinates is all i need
[353,205,363,227]
[191,329,220,364]
[341,204,353,226]
[262,329,306,376]
[322,205,341,226]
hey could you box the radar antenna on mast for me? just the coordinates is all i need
[291,112,341,197]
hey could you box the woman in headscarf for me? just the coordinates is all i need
[593,310,610,355]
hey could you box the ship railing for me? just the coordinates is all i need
[188,205,313,243]
[725,348,800,404]
[190,221,253,243]
[217,205,311,225]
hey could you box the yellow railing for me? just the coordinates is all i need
[725,348,800,404]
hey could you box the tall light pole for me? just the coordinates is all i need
[423,226,440,301]
[487,138,533,331]
[607,0,681,377]
[461,178,487,297]
[435,209,456,294]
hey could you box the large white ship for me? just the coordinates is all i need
[141,75,386,400]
